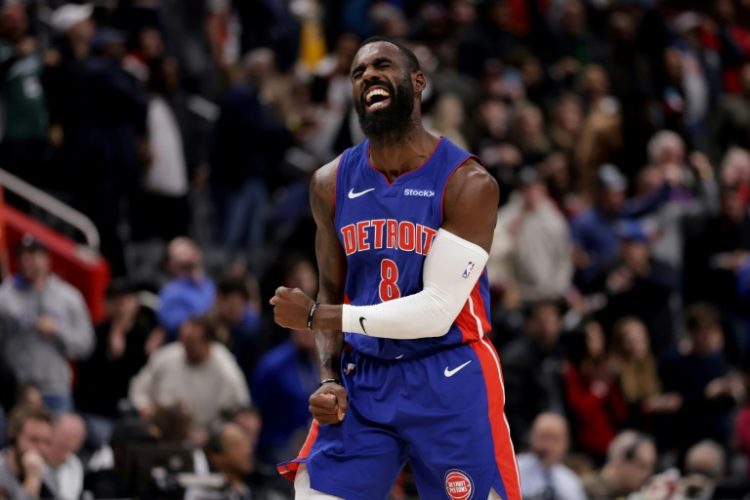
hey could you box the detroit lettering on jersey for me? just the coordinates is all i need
[340,219,438,256]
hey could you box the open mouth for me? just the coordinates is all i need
[364,86,391,112]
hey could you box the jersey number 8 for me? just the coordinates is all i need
[379,259,401,302]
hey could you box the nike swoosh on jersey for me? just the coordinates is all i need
[443,360,472,377]
[348,187,375,199]
[359,316,368,334]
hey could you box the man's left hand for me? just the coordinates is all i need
[270,287,314,330]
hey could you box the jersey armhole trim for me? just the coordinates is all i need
[439,154,479,225]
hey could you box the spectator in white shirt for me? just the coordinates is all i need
[44,413,85,500]
[517,413,586,500]
[129,317,250,429]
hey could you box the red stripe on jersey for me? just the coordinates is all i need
[277,420,319,481]
[454,283,491,343]
[469,339,521,500]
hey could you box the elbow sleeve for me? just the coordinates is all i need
[341,229,488,339]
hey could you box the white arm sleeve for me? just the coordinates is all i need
[341,229,488,339]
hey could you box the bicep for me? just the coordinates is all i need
[441,162,500,253]
[310,159,347,305]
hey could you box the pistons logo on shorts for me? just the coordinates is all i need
[444,469,474,500]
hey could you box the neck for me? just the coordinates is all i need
[368,124,438,182]
[224,471,245,490]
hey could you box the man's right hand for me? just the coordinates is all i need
[310,382,348,425]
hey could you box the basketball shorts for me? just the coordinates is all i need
[278,339,521,500]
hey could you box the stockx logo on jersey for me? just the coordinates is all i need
[340,219,438,256]
[403,188,435,197]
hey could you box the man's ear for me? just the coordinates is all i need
[413,71,427,93]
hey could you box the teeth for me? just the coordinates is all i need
[366,88,390,104]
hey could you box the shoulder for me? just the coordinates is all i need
[444,158,499,202]
[310,155,343,221]
[151,343,183,364]
[48,276,85,301]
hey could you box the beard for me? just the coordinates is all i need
[355,77,415,138]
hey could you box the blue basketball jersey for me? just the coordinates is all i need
[334,137,493,360]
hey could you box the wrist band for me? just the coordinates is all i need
[307,302,319,330]
[320,378,340,386]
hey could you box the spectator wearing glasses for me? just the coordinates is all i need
[157,237,216,342]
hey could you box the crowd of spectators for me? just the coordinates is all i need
[1,0,750,498]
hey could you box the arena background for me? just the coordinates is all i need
[0,0,749,498]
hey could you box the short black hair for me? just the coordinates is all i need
[358,36,421,74]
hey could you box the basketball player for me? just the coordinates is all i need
[270,37,520,500]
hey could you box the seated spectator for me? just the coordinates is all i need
[517,413,586,500]
[502,300,567,447]
[129,317,249,430]
[211,277,263,383]
[596,220,680,355]
[564,321,627,461]
[74,280,153,446]
[660,304,743,453]
[0,235,94,413]
[738,396,750,477]
[158,238,216,341]
[582,430,657,499]
[184,422,253,500]
[252,329,317,464]
[0,405,57,498]
[610,317,681,429]
[44,413,86,500]
[491,167,572,302]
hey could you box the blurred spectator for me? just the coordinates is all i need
[582,430,657,499]
[44,413,85,500]
[307,32,363,162]
[713,62,750,159]
[548,93,583,155]
[682,440,725,498]
[426,93,469,150]
[490,166,572,302]
[252,328,317,464]
[564,321,627,461]
[74,280,153,446]
[502,300,567,447]
[211,276,262,384]
[0,235,94,413]
[660,303,743,453]
[596,220,680,355]
[571,163,669,292]
[0,2,51,188]
[158,237,216,341]
[641,131,718,269]
[517,412,586,500]
[210,48,293,262]
[130,56,190,242]
[129,317,249,429]
[512,102,551,165]
[185,421,253,500]
[45,6,148,277]
[0,405,57,498]
[610,317,681,430]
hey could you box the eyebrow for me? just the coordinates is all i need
[351,56,394,76]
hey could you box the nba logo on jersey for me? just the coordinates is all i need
[445,469,474,500]
[463,262,476,279]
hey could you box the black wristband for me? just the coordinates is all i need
[306,302,319,330]
[320,378,341,386]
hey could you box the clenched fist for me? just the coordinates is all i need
[310,382,348,425]
[269,287,315,330]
